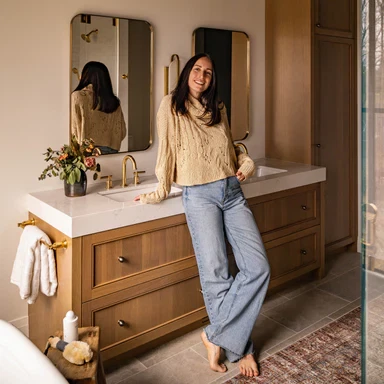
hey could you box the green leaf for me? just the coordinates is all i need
[73,167,81,182]
[68,171,76,185]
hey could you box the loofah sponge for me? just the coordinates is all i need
[44,336,93,365]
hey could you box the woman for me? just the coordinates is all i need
[137,53,270,378]
[71,61,126,154]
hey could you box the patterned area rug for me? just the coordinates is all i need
[225,307,361,384]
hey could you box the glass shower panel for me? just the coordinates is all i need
[361,0,384,382]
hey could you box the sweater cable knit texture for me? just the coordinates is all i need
[71,85,127,151]
[141,94,255,204]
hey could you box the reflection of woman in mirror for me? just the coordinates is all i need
[137,53,270,378]
[71,61,126,154]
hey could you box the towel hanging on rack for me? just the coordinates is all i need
[11,225,58,304]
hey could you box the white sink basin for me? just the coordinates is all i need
[99,183,182,202]
[254,166,287,177]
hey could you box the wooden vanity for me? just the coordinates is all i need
[27,168,325,361]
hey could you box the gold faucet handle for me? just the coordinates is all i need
[100,175,113,190]
[133,170,145,185]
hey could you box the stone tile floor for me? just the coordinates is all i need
[103,251,377,384]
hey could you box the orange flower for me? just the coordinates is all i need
[59,153,68,160]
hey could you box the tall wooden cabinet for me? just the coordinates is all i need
[266,0,357,254]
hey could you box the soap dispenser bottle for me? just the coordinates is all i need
[63,310,78,343]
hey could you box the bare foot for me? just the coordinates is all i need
[239,353,259,377]
[200,331,227,373]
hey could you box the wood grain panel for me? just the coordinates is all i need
[90,276,205,350]
[82,214,195,300]
[250,188,318,236]
[314,0,356,38]
[265,0,312,163]
[314,35,356,249]
[265,226,320,289]
[27,214,81,351]
[92,223,194,286]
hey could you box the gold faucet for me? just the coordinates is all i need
[122,155,145,187]
[234,142,248,155]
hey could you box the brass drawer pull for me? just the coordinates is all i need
[117,320,126,326]
[118,256,126,263]
[300,249,307,255]
[301,205,308,210]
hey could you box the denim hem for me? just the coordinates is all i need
[204,328,244,363]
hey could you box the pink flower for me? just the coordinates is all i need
[84,157,96,168]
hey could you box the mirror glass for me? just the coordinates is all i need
[193,27,250,141]
[71,14,153,154]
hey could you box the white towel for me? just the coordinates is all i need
[11,225,58,304]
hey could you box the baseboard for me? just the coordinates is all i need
[10,316,28,337]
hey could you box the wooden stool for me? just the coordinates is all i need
[46,326,106,384]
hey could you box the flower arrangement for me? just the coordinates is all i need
[39,135,101,185]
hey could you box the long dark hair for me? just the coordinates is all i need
[171,53,221,126]
[73,61,120,113]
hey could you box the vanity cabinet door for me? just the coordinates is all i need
[248,184,320,242]
[314,0,356,38]
[82,214,195,301]
[265,226,321,289]
[82,273,205,360]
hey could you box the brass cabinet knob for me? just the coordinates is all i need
[122,74,128,79]
[316,143,321,148]
[117,320,126,326]
[300,249,307,255]
[118,256,126,263]
[301,205,308,210]
[316,23,321,28]
[198,289,203,294]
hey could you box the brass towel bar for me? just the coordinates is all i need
[41,239,68,250]
[18,218,36,228]
[17,219,68,250]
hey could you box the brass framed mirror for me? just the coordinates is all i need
[70,14,153,154]
[192,27,250,141]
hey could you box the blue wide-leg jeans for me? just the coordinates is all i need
[182,176,270,363]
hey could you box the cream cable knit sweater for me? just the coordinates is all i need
[71,85,127,151]
[140,94,255,204]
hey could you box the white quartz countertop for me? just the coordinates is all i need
[28,158,326,238]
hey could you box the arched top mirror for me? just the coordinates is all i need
[192,27,250,141]
[71,14,153,154]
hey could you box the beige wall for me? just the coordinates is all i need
[0,0,265,329]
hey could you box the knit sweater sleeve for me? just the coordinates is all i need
[140,96,176,204]
[221,105,255,179]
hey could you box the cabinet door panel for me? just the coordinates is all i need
[87,276,205,350]
[248,186,320,240]
[266,227,320,289]
[314,0,355,38]
[82,215,196,300]
[314,36,356,249]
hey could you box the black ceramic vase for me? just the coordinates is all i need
[64,170,87,197]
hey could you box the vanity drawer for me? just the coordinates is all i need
[82,214,195,301]
[83,275,205,354]
[249,184,320,242]
[266,226,321,289]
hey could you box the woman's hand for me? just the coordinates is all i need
[133,195,141,201]
[236,171,245,182]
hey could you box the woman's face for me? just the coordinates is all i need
[188,57,213,99]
